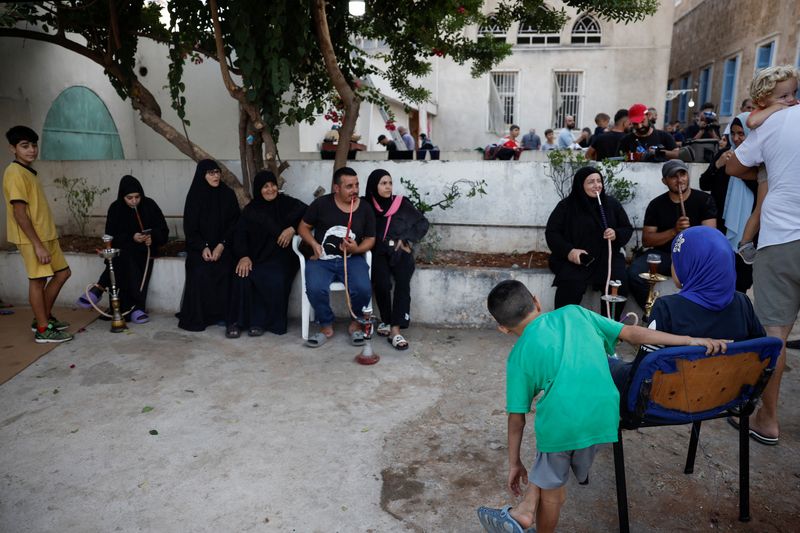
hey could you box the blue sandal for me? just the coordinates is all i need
[477,505,526,533]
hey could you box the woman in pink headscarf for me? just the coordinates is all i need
[365,169,429,351]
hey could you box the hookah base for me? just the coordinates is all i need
[110,321,128,333]
[355,353,380,365]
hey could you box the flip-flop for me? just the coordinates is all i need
[130,310,150,324]
[389,334,409,351]
[350,330,366,347]
[726,416,779,446]
[376,322,391,337]
[76,290,101,310]
[305,332,329,348]
[0,309,13,315]
[786,339,800,350]
[476,505,525,533]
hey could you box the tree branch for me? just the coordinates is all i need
[312,0,361,172]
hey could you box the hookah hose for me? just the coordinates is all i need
[134,205,152,293]
[83,283,133,318]
[341,195,359,321]
[596,195,612,318]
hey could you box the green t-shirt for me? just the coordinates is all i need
[506,305,622,453]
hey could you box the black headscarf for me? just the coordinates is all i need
[366,169,393,212]
[105,175,169,253]
[567,166,608,229]
[234,170,306,263]
[183,159,240,251]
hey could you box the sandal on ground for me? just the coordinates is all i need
[248,327,265,337]
[389,334,409,351]
[305,332,330,348]
[476,505,525,533]
[726,416,779,446]
[76,289,102,310]
[130,310,150,324]
[225,324,241,339]
[350,330,366,347]
[376,322,391,337]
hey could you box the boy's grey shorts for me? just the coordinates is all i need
[530,445,600,490]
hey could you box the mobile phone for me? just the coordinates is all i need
[141,228,152,235]
[579,253,595,267]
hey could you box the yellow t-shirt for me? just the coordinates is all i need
[3,161,58,244]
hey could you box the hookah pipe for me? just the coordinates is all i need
[596,194,613,318]
[597,193,638,325]
[341,194,380,365]
[133,205,152,293]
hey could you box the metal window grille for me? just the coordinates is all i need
[553,71,582,127]
[571,15,601,44]
[517,22,560,45]
[491,72,518,126]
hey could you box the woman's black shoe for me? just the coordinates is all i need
[225,324,240,339]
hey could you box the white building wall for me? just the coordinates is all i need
[433,1,675,151]
[0,37,140,159]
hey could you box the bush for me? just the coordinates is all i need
[53,177,109,236]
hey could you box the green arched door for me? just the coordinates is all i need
[41,86,124,160]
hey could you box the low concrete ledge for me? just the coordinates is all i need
[0,251,664,327]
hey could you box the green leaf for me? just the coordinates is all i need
[149,429,159,435]
[141,406,154,413]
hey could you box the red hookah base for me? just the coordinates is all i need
[355,353,380,365]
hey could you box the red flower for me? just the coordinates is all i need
[457,6,466,15]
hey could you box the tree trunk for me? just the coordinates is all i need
[312,0,361,174]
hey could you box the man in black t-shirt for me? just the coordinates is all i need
[586,108,629,160]
[627,160,717,312]
[617,103,679,162]
[299,167,376,345]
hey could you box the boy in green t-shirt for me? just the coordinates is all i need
[3,126,73,343]
[477,280,727,533]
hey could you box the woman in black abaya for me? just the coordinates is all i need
[177,159,240,331]
[226,171,307,338]
[77,174,169,323]
[545,166,633,319]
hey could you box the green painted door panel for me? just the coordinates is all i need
[41,86,124,160]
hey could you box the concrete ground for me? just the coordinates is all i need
[1,314,799,533]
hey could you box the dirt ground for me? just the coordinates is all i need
[379,331,800,532]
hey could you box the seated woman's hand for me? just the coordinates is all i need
[310,242,323,260]
[277,227,295,248]
[603,228,616,241]
[133,232,146,243]
[568,248,588,265]
[211,243,224,261]
[202,246,213,261]
[235,256,253,277]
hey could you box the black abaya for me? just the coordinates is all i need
[178,160,240,331]
[97,175,169,313]
[227,170,306,334]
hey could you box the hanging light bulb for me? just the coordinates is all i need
[349,1,365,16]
[687,97,695,108]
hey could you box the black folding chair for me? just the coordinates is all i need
[613,337,782,532]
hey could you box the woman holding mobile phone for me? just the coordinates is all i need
[545,166,633,319]
[76,175,169,323]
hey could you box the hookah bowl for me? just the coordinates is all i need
[100,235,127,333]
[638,254,669,321]
[355,305,380,365]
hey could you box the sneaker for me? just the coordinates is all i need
[738,241,757,265]
[30,316,70,332]
[34,324,74,344]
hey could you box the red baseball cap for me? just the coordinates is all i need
[628,103,648,124]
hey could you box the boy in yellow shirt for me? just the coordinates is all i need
[3,126,73,343]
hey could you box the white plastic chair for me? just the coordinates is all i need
[292,235,372,340]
